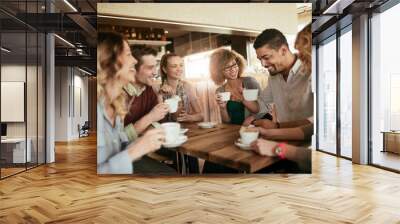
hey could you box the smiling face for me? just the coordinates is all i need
[117,41,137,85]
[135,54,157,86]
[164,56,184,80]
[256,44,288,76]
[222,59,239,80]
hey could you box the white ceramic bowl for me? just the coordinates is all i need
[239,130,259,145]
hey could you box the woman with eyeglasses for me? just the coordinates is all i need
[158,53,203,123]
[210,48,261,125]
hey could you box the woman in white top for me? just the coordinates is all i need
[158,53,203,123]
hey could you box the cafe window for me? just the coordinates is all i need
[184,48,226,81]
[370,2,400,171]
[339,26,352,158]
[317,35,337,155]
[0,0,47,179]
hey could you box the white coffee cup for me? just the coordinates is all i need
[161,122,181,144]
[165,96,179,113]
[239,129,259,145]
[218,92,231,102]
[243,89,258,101]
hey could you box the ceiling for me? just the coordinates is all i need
[1,0,394,74]
[0,0,97,75]
[311,0,391,43]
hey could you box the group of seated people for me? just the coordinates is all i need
[97,24,312,174]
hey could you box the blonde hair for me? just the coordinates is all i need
[97,32,128,118]
[295,24,312,75]
[209,48,246,86]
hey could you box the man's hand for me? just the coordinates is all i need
[250,139,278,157]
[148,103,169,122]
[253,119,278,129]
[242,115,256,126]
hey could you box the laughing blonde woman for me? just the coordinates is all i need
[97,32,165,174]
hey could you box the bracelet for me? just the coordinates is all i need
[275,143,287,160]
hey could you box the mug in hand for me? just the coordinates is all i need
[161,122,181,144]
[243,89,258,101]
[218,92,231,102]
[165,96,180,113]
[239,127,259,145]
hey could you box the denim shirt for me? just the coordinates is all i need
[97,98,133,174]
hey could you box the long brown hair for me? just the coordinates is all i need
[159,53,180,84]
[97,32,128,118]
[209,48,246,86]
[295,24,312,75]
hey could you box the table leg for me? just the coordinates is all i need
[175,150,181,175]
[382,133,386,152]
[180,152,187,175]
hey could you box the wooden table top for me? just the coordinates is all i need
[178,123,280,173]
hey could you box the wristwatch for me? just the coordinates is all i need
[274,143,287,159]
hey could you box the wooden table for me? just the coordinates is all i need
[176,123,280,173]
[381,131,400,154]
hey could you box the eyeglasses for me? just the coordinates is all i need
[223,62,238,72]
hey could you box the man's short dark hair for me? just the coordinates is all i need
[253,28,288,50]
[131,45,158,70]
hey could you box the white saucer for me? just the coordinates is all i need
[163,135,188,148]
[198,122,217,129]
[234,139,252,150]
[180,128,188,134]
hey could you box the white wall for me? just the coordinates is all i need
[1,63,45,164]
[54,67,89,141]
[54,66,69,141]
[1,65,28,138]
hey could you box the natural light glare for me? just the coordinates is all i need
[184,47,230,81]
[340,28,352,158]
[318,37,337,154]
[372,2,400,132]
[371,3,400,169]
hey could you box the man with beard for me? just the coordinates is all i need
[243,28,313,174]
[243,28,313,130]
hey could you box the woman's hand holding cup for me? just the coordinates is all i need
[127,128,165,160]
[160,84,174,96]
[216,93,229,109]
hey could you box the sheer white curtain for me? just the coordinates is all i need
[191,79,221,123]
[184,49,226,123]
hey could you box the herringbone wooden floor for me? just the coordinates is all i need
[1,135,399,223]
